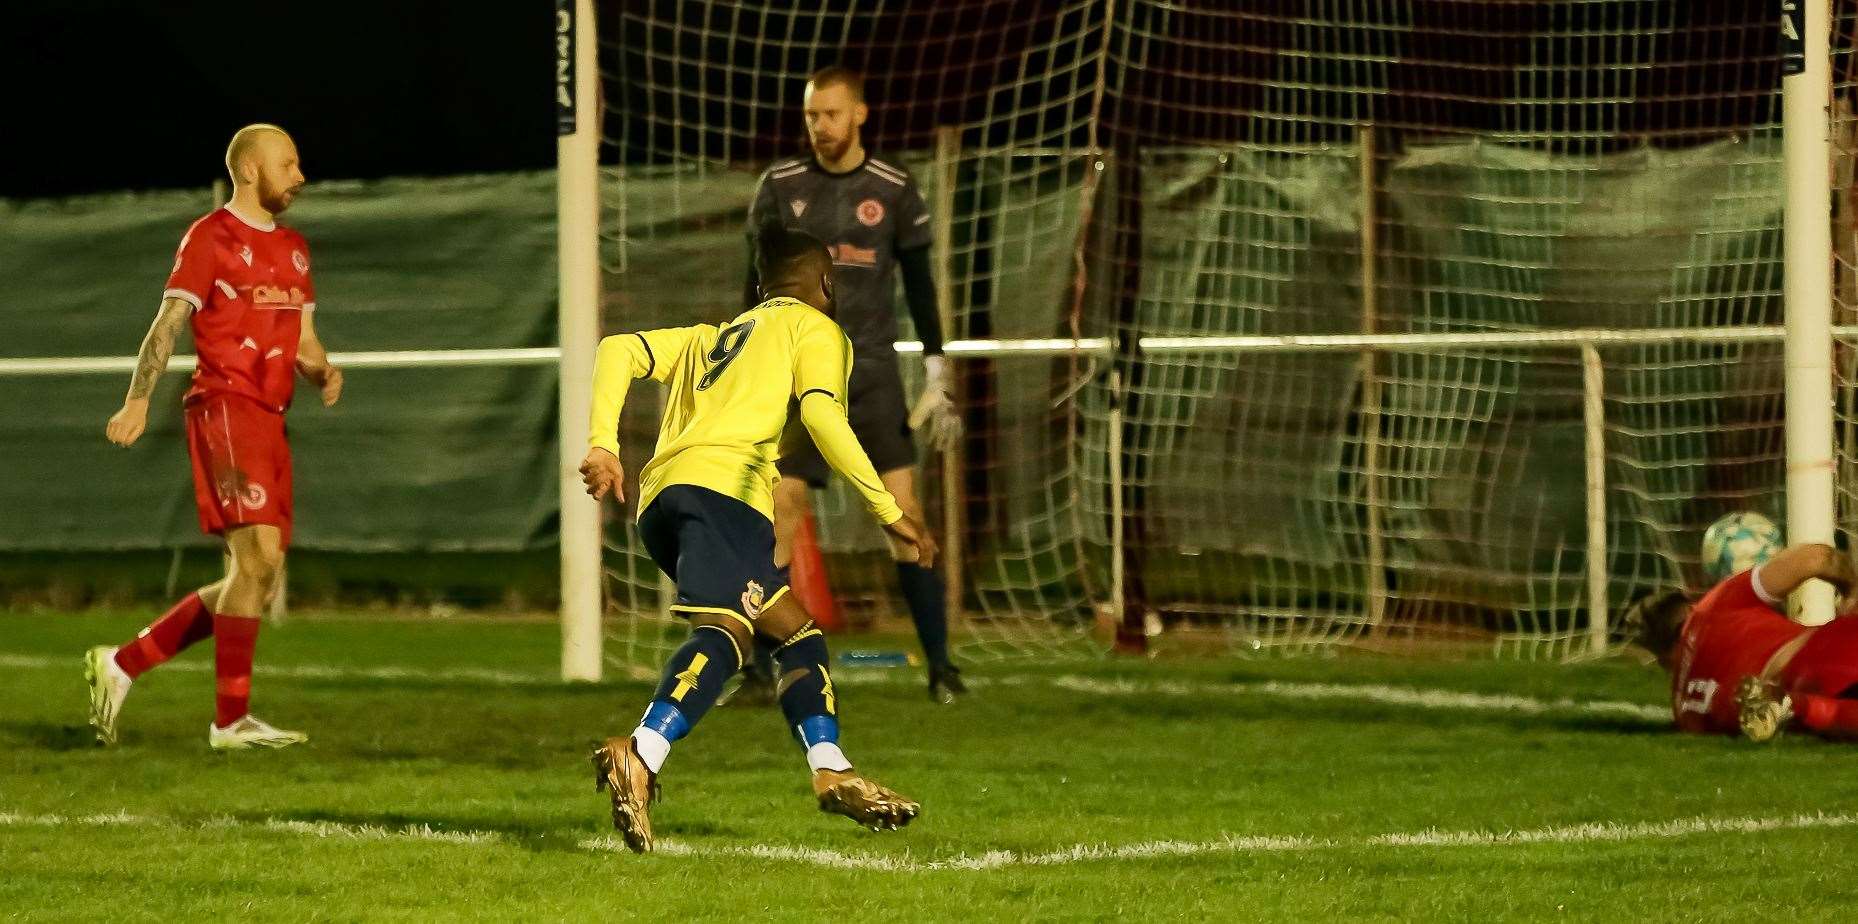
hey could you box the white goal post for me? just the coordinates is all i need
[1783,0,1839,626]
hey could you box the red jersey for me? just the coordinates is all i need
[1670,569,1809,734]
[1780,614,1858,700]
[163,206,316,413]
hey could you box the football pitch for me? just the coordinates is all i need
[4,612,1857,920]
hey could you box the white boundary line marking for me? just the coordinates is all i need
[0,653,547,687]
[1047,675,1671,722]
[0,653,1669,722]
[3,809,1850,871]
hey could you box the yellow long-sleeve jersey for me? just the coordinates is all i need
[587,296,903,525]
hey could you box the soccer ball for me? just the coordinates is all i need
[1700,512,1782,582]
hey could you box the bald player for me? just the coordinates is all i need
[85,124,341,750]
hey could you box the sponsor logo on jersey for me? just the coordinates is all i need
[790,199,808,217]
[829,243,878,267]
[291,249,309,274]
[856,198,885,227]
[239,245,254,267]
[252,284,307,306]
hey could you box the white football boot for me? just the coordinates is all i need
[209,714,308,750]
[84,646,133,746]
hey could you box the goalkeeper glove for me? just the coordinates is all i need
[908,355,964,452]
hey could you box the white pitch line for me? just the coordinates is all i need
[1048,675,1672,722]
[0,653,548,687]
[5,809,1847,872]
[0,653,1668,722]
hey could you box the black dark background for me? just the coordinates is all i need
[1,1,553,198]
[0,0,1797,199]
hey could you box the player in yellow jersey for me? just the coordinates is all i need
[580,224,934,853]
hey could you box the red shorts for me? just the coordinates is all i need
[1785,617,1858,698]
[184,394,293,548]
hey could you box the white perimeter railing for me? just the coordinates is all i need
[8,323,1855,659]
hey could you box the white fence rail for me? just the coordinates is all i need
[6,325,1841,661]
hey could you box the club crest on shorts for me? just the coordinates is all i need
[856,198,884,227]
[240,482,268,511]
[214,472,267,511]
[292,249,309,273]
[742,580,766,619]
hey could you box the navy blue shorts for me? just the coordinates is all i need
[637,484,790,631]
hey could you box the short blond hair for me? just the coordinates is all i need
[225,124,291,184]
[806,66,865,103]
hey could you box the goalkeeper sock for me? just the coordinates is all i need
[114,591,213,679]
[632,626,742,771]
[773,626,851,771]
[895,562,950,667]
[212,613,260,728]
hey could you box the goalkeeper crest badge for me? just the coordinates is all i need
[741,581,766,619]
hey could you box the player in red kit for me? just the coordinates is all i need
[84,124,342,750]
[1636,542,1858,742]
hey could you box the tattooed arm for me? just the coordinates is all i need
[105,296,193,447]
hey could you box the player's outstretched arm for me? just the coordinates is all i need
[296,310,343,407]
[797,391,936,567]
[1755,544,1856,603]
[582,329,696,503]
[106,296,193,447]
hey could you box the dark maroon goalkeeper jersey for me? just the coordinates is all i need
[745,153,933,381]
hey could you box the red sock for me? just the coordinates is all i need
[113,592,213,680]
[1798,694,1858,738]
[213,614,261,728]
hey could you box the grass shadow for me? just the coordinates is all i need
[0,720,101,751]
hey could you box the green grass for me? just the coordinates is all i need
[5,610,1858,920]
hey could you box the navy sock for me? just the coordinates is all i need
[894,562,950,667]
[773,625,837,740]
[638,625,742,740]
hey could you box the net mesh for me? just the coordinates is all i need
[597,0,1857,670]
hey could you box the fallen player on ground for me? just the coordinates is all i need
[1635,543,1858,741]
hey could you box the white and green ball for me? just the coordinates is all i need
[1700,512,1782,582]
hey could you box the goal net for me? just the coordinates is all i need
[595,0,1858,669]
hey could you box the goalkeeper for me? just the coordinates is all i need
[742,66,965,702]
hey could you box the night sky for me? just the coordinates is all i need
[2,1,553,198]
[0,0,1797,201]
